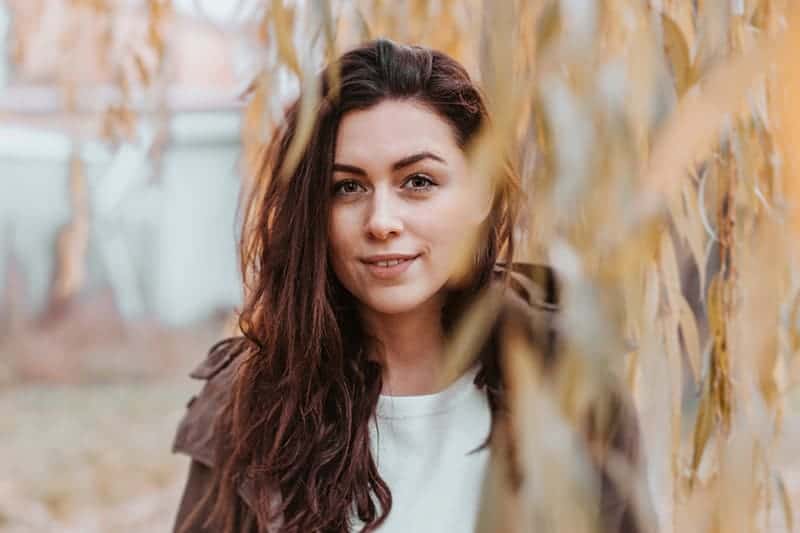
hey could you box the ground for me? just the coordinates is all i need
[0,379,198,532]
[0,306,225,533]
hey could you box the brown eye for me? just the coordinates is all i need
[333,180,367,196]
[402,174,436,191]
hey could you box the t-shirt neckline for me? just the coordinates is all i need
[375,364,482,419]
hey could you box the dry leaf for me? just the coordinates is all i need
[661,12,693,96]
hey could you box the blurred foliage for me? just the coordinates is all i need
[243,1,800,531]
[6,0,800,532]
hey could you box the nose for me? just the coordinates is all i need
[365,188,403,240]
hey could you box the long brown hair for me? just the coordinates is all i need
[208,39,520,532]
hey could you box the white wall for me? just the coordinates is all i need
[153,143,242,325]
[0,112,244,326]
[0,157,72,313]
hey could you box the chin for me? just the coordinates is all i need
[359,285,439,315]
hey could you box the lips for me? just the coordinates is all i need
[360,254,420,279]
[373,258,410,267]
[361,253,420,265]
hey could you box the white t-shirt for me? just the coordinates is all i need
[351,365,492,532]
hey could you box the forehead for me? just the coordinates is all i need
[334,99,461,165]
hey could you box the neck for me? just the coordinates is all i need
[361,295,446,396]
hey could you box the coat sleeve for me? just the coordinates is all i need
[171,337,255,533]
[494,263,651,533]
[173,460,217,533]
[589,384,648,533]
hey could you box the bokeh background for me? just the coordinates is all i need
[1,1,800,532]
[1,1,255,531]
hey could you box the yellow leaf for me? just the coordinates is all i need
[775,472,795,533]
[680,178,708,294]
[661,13,693,96]
[439,286,505,388]
[658,232,682,312]
[536,0,561,58]
[690,370,715,488]
[678,297,702,386]
[271,0,301,77]
[660,314,684,484]
[133,52,150,85]
[771,7,800,239]
[474,424,518,533]
[788,290,800,353]
[643,260,660,327]
[637,39,775,223]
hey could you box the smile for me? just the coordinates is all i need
[374,258,409,267]
[361,254,421,279]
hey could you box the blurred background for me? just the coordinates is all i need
[0,1,259,531]
[1,1,800,532]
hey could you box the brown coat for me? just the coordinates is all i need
[171,263,646,533]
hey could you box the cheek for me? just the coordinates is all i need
[410,192,486,279]
[418,189,485,246]
[328,208,359,276]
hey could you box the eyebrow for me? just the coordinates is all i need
[332,151,446,176]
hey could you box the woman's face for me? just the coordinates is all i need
[328,99,490,316]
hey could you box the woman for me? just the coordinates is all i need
[172,39,643,533]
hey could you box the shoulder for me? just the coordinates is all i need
[172,336,252,467]
[492,262,559,321]
[493,263,646,531]
[490,261,560,361]
[171,337,267,529]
